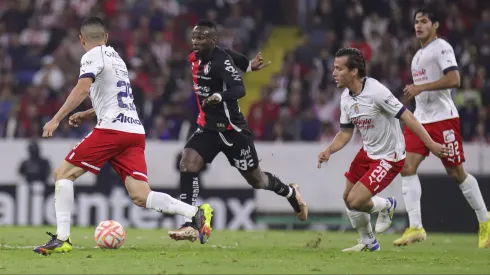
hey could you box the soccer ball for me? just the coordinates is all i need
[94,220,126,249]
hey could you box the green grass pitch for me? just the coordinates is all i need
[0,226,488,274]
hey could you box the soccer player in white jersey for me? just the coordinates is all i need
[394,7,490,248]
[317,48,449,252]
[33,17,213,255]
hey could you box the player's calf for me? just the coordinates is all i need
[125,177,151,207]
[241,168,308,221]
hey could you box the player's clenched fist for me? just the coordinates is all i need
[317,148,332,168]
[69,111,90,127]
[428,142,451,158]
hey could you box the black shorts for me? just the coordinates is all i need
[184,128,259,172]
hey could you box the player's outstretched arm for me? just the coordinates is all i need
[317,127,354,168]
[400,109,450,157]
[42,78,92,138]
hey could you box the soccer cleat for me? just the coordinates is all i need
[168,203,214,244]
[287,184,308,221]
[375,197,397,233]
[342,239,380,252]
[33,232,72,256]
[478,212,490,248]
[168,222,199,242]
[393,227,427,246]
[192,203,213,244]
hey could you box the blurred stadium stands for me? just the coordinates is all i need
[0,0,488,144]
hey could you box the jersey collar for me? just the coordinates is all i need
[349,77,367,97]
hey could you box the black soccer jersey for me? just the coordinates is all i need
[188,47,251,132]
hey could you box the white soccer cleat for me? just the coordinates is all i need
[375,197,397,233]
[342,239,380,252]
[168,222,199,242]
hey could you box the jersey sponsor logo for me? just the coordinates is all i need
[412,68,428,82]
[193,84,211,96]
[352,117,374,130]
[112,113,142,125]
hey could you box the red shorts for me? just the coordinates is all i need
[65,128,148,182]
[345,148,405,195]
[404,117,465,167]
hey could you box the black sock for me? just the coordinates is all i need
[180,172,200,206]
[264,172,293,197]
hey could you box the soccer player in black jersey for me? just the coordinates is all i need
[168,20,308,242]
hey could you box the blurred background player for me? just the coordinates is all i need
[395,6,490,248]
[168,20,307,241]
[33,17,213,255]
[318,48,449,252]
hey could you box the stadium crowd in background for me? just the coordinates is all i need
[0,0,489,143]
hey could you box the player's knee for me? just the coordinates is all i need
[343,193,350,207]
[179,152,203,173]
[445,165,467,184]
[130,192,147,207]
[54,166,72,182]
[401,163,417,177]
[345,195,364,211]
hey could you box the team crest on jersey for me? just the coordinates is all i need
[353,104,359,114]
[204,62,211,75]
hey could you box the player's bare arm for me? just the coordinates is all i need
[404,70,460,99]
[69,108,96,128]
[399,109,450,157]
[317,127,354,168]
[42,78,92,138]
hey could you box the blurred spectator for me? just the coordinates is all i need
[18,140,51,184]
[32,55,65,93]
[247,86,279,140]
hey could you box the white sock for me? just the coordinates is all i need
[459,174,489,223]
[369,196,390,214]
[347,208,375,244]
[146,191,198,220]
[55,179,74,241]
[402,175,423,228]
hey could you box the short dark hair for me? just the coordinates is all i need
[335,48,366,77]
[81,17,106,42]
[81,16,106,31]
[413,6,440,24]
[196,19,217,30]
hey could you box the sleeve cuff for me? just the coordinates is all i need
[246,61,252,72]
[340,123,354,128]
[79,72,95,82]
[395,106,406,119]
[443,66,458,75]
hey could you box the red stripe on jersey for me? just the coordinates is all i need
[190,52,205,127]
